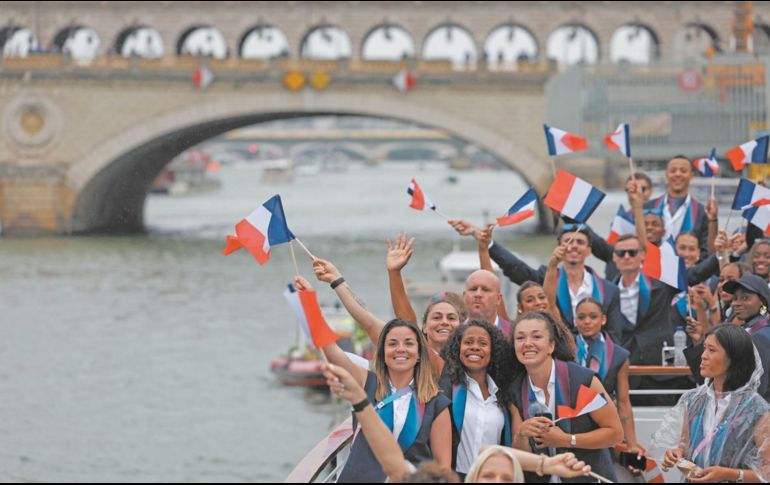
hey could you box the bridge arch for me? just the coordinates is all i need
[66,94,546,234]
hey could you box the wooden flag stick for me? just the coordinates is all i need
[628,156,636,178]
[294,237,316,260]
[686,290,693,318]
[550,157,557,179]
[433,209,452,220]
[724,209,735,234]
[289,240,301,277]
[564,223,585,246]
[588,471,614,483]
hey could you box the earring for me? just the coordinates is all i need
[761,306,768,315]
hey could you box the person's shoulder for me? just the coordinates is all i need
[431,392,452,411]
[644,194,664,209]
[563,360,595,382]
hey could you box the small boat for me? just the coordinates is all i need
[270,352,327,388]
[150,148,222,195]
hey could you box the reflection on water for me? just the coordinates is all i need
[0,163,624,482]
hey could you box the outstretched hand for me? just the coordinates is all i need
[476,224,495,247]
[312,258,342,284]
[448,219,478,237]
[386,233,415,272]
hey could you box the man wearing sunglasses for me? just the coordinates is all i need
[611,232,722,404]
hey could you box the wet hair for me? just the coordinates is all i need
[373,319,438,403]
[511,311,576,362]
[440,320,517,407]
[423,292,466,325]
[465,445,524,483]
[516,281,545,304]
[704,324,757,392]
[405,461,461,483]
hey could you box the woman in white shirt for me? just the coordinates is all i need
[655,324,770,483]
[439,320,516,478]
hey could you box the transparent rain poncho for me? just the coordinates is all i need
[651,346,770,482]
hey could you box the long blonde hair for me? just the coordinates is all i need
[373,319,439,404]
[465,445,524,483]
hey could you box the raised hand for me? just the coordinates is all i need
[294,275,315,292]
[550,244,567,267]
[475,223,495,247]
[448,219,478,237]
[312,258,342,284]
[685,316,704,345]
[706,198,718,222]
[386,233,415,272]
[322,363,368,404]
[714,230,728,253]
[729,232,748,255]
[544,453,591,479]
[626,179,644,207]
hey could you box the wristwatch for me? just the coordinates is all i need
[570,434,577,447]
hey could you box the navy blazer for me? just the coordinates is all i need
[644,194,709,255]
[489,241,624,342]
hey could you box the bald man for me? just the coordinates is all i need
[463,269,511,336]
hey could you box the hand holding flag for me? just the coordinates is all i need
[287,276,340,349]
[407,178,451,220]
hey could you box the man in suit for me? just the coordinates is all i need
[463,269,511,335]
[481,225,625,341]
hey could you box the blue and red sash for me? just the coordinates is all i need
[651,194,699,234]
[521,360,572,435]
[452,382,511,446]
[747,314,770,336]
[639,274,652,316]
[577,333,615,380]
[557,269,606,322]
[376,386,426,451]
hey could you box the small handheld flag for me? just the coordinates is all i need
[726,136,769,171]
[604,123,631,158]
[732,178,770,210]
[642,236,687,290]
[497,188,538,226]
[606,205,635,245]
[407,178,436,211]
[223,194,295,265]
[544,124,589,156]
[544,170,605,223]
[556,385,608,420]
[694,148,720,177]
[283,284,339,348]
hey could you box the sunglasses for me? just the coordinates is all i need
[625,186,650,193]
[643,208,664,217]
[614,249,640,258]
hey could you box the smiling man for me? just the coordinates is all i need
[644,156,712,255]
[463,269,511,336]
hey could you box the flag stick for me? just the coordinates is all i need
[724,209,735,234]
[686,290,693,318]
[550,157,557,179]
[289,240,301,276]
[433,209,452,221]
[564,223,585,246]
[628,156,636,178]
[588,471,614,483]
[711,176,716,202]
[294,237,316,260]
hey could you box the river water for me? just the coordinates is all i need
[0,162,625,482]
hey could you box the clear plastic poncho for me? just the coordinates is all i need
[651,345,770,482]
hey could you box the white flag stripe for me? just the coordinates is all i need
[549,126,571,155]
[563,177,592,219]
[283,288,312,343]
[750,206,770,232]
[579,392,608,416]
[245,205,273,253]
[660,241,681,288]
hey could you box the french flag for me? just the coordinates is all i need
[557,385,608,420]
[497,188,538,226]
[604,123,631,157]
[726,136,769,171]
[283,284,339,348]
[222,195,295,265]
[544,124,589,156]
[543,170,605,223]
[694,148,720,177]
[643,236,687,290]
[407,178,436,211]
[732,178,770,210]
[606,205,635,245]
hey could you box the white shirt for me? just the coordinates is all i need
[568,270,594,320]
[663,194,691,241]
[528,361,560,483]
[700,384,732,466]
[619,275,640,325]
[456,374,505,474]
[389,380,414,440]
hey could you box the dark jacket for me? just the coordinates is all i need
[489,241,624,341]
[644,194,709,255]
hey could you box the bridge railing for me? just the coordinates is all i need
[0,54,557,78]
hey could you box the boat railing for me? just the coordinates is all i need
[285,418,353,483]
[288,366,694,482]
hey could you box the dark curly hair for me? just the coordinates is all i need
[440,320,517,408]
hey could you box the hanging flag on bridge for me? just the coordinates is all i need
[393,68,415,93]
[223,194,295,265]
[193,65,214,89]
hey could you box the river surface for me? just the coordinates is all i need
[0,162,627,482]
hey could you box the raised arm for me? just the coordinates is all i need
[323,363,411,482]
[706,198,719,255]
[386,233,418,324]
[544,244,566,312]
[312,258,386,344]
[477,224,512,323]
[627,179,647,248]
[294,276,368,386]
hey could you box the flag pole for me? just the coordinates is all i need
[724,209,735,234]
[294,237,316,260]
[550,157,557,179]
[289,240,301,276]
[686,290,693,318]
[588,471,614,483]
[627,156,635,178]
[711,176,716,202]
[564,223,585,246]
[433,209,452,221]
